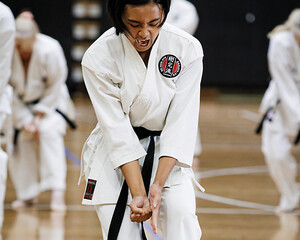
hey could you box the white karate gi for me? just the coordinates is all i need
[9,33,72,201]
[0,2,15,229]
[166,0,199,35]
[260,30,300,211]
[80,23,203,239]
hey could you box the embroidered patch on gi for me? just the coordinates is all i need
[84,179,97,200]
[158,54,181,78]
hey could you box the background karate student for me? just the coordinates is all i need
[8,11,74,211]
[259,8,300,213]
[0,1,15,232]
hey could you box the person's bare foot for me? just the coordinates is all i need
[275,205,297,214]
[11,197,38,210]
[50,190,66,211]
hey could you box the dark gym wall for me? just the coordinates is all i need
[2,0,73,85]
[2,0,300,90]
[189,0,300,89]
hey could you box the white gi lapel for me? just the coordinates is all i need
[119,33,161,116]
[11,52,26,97]
[119,34,147,114]
[140,34,160,97]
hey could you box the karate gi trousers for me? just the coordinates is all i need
[0,113,8,229]
[262,113,299,211]
[9,112,67,201]
[95,174,201,240]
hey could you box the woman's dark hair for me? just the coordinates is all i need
[107,0,171,35]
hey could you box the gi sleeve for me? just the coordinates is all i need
[268,39,300,125]
[0,7,15,96]
[167,1,199,35]
[159,57,203,167]
[82,56,146,169]
[32,44,68,115]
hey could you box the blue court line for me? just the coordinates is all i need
[65,147,81,167]
[144,222,164,240]
[64,146,163,240]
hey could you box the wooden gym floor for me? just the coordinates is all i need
[2,88,300,240]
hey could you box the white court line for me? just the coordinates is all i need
[196,207,300,215]
[6,167,299,216]
[202,144,261,151]
[4,204,95,212]
[194,165,269,179]
[197,208,272,215]
[194,165,300,214]
[195,165,300,180]
[195,191,275,212]
[239,109,260,122]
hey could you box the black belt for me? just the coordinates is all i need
[254,100,300,145]
[25,98,77,130]
[255,99,280,135]
[13,109,77,146]
[107,127,161,240]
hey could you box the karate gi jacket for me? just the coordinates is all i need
[80,23,203,205]
[260,30,300,136]
[166,0,199,35]
[10,33,73,129]
[0,2,15,115]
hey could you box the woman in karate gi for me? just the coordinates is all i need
[80,0,204,239]
[260,9,300,212]
[8,11,72,211]
[0,2,15,232]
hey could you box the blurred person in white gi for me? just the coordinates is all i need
[259,9,300,213]
[8,11,72,211]
[0,1,15,232]
[166,0,202,159]
[166,0,198,35]
[80,0,204,239]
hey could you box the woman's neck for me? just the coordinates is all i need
[139,48,151,67]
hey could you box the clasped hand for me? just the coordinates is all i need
[129,183,162,234]
[23,115,43,142]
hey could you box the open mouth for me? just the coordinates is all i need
[136,39,150,48]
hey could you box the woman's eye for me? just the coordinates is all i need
[149,22,159,27]
[129,24,139,28]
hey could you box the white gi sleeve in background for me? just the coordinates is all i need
[167,0,199,35]
[160,57,203,167]
[32,43,68,115]
[82,58,147,169]
[268,39,300,126]
[0,4,15,96]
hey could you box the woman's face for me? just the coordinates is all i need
[122,2,164,53]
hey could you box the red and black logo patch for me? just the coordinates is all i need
[84,179,97,200]
[158,54,181,78]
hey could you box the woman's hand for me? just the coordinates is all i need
[120,160,151,222]
[149,156,177,234]
[130,196,152,222]
[149,183,162,234]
